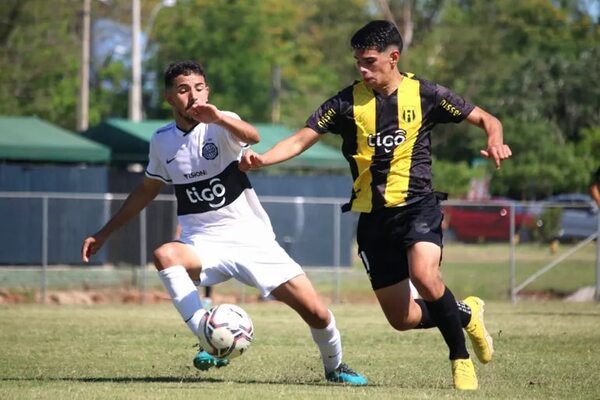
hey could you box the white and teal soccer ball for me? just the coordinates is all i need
[198,304,254,359]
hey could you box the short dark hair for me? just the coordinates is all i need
[164,60,206,89]
[350,20,403,53]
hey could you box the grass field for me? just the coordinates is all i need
[1,301,600,399]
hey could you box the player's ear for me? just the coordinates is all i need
[164,90,174,106]
[390,49,400,65]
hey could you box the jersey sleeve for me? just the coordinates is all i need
[219,110,249,152]
[145,136,172,184]
[428,81,475,124]
[305,89,351,135]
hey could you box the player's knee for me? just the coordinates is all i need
[388,316,416,331]
[153,243,179,270]
[315,307,331,325]
[410,276,444,301]
[304,304,331,329]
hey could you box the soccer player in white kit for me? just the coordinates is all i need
[81,60,367,385]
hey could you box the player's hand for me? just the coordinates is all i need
[81,235,105,263]
[187,102,222,124]
[480,143,512,169]
[239,149,264,172]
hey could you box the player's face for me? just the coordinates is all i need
[165,73,210,124]
[353,47,399,90]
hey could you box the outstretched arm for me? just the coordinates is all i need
[81,177,164,262]
[188,103,260,144]
[466,106,512,169]
[239,127,321,171]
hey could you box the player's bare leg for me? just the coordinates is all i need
[153,242,227,370]
[374,279,421,330]
[410,242,476,390]
[374,242,477,389]
[271,275,368,385]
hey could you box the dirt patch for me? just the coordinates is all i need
[0,287,379,305]
[516,289,571,300]
[2,287,582,304]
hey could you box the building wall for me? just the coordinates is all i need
[0,163,109,264]
[0,165,356,267]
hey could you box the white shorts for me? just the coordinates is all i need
[182,236,304,300]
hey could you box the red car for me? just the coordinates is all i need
[442,199,537,242]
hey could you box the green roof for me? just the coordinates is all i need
[252,124,347,169]
[82,118,166,164]
[84,118,347,169]
[0,116,110,163]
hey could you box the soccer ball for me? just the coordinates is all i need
[198,303,254,359]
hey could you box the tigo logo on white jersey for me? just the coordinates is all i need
[185,178,226,208]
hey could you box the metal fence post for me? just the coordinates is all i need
[333,203,341,304]
[41,196,48,304]
[139,208,147,304]
[596,214,600,302]
[509,202,516,303]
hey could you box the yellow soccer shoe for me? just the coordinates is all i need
[463,296,494,364]
[452,358,478,390]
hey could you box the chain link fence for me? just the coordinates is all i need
[0,192,598,303]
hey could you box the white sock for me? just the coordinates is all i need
[158,265,205,336]
[310,310,343,373]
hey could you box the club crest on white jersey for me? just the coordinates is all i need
[202,142,219,160]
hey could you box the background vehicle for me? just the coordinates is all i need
[538,193,599,241]
[442,198,538,242]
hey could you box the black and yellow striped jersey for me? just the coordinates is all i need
[306,72,474,213]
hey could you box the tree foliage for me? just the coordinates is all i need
[0,0,81,127]
[147,0,374,127]
[400,0,600,198]
[0,0,598,198]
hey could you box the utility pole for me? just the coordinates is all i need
[129,0,142,122]
[129,0,176,121]
[271,65,281,124]
[77,0,91,132]
[129,0,142,121]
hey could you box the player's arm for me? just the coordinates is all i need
[81,177,164,262]
[590,182,600,207]
[188,103,259,144]
[215,112,260,145]
[466,106,512,169]
[240,127,320,170]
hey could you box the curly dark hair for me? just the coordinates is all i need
[164,60,206,89]
[350,20,403,53]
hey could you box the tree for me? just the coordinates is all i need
[398,0,600,197]
[147,0,375,128]
[0,0,81,129]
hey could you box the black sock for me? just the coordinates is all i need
[456,300,472,328]
[425,287,469,360]
[415,299,435,329]
[415,298,472,329]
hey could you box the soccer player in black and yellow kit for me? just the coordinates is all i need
[240,20,512,390]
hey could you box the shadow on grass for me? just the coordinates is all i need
[0,376,379,387]
[0,376,223,384]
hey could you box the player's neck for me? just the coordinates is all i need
[372,72,403,96]
[174,114,200,133]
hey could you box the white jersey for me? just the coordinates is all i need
[145,112,275,243]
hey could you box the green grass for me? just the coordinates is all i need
[442,242,598,299]
[1,301,600,399]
